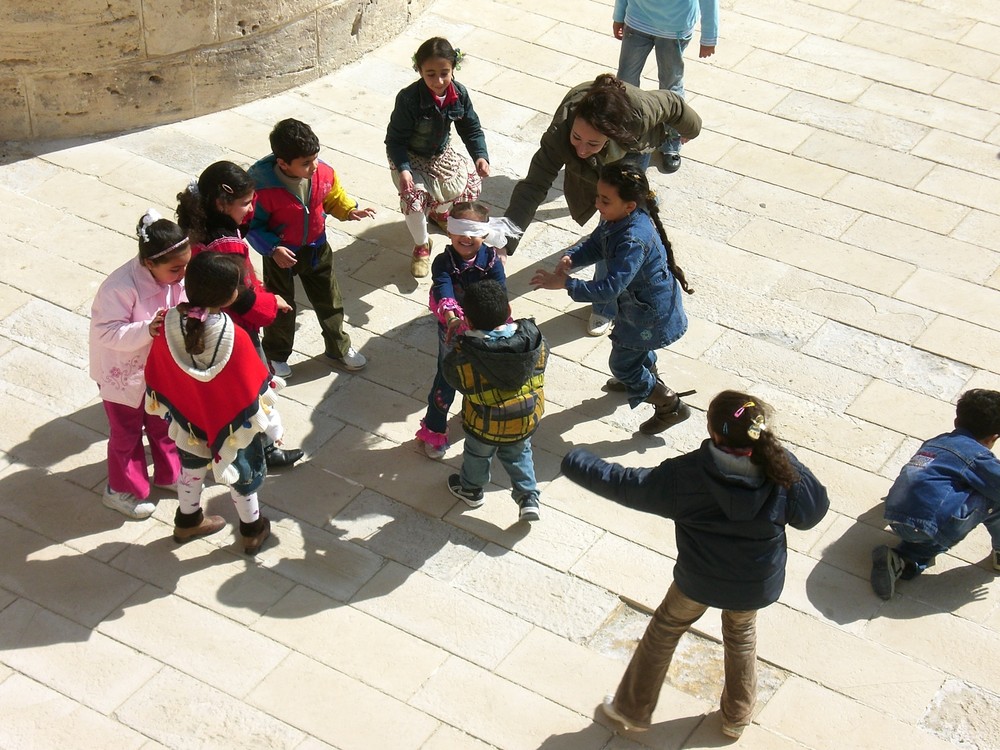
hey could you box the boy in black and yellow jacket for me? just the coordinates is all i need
[443,280,547,522]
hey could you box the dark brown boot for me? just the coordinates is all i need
[173,509,226,543]
[240,515,271,556]
[639,381,691,434]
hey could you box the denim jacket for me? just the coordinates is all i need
[565,209,687,350]
[385,80,488,175]
[885,429,1000,537]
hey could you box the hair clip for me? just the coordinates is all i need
[186,306,208,322]
[187,178,200,196]
[747,414,766,441]
[138,208,163,242]
[733,401,755,419]
[454,48,464,70]
[220,183,234,194]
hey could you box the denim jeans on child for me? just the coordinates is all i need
[424,323,457,437]
[891,502,1000,571]
[617,26,691,154]
[613,581,757,730]
[460,433,538,501]
[608,345,659,407]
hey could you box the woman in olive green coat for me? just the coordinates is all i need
[505,74,701,334]
[506,74,701,246]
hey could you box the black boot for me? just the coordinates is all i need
[265,444,304,468]
[639,381,691,435]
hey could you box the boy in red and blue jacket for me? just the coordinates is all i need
[247,118,375,378]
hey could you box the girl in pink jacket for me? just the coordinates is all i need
[88,210,191,519]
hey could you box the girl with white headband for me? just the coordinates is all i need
[415,201,520,459]
[88,210,191,519]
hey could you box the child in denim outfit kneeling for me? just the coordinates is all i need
[872,388,1000,599]
[443,280,547,522]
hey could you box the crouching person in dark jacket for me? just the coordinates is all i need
[561,390,829,739]
[443,280,547,523]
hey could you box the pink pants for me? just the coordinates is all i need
[103,400,180,499]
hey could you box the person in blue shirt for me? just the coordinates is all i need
[872,388,1000,599]
[613,0,719,174]
[531,163,694,435]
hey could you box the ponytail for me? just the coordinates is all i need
[707,390,800,489]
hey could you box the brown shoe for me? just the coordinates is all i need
[411,239,432,278]
[241,515,271,556]
[639,381,692,435]
[172,510,226,543]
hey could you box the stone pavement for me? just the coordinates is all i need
[2,0,1000,747]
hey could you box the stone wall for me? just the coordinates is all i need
[1,0,428,141]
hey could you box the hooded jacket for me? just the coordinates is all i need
[505,79,701,248]
[443,319,547,446]
[561,440,829,610]
[144,309,282,484]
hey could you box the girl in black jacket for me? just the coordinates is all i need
[561,390,829,738]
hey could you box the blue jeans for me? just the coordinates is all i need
[460,433,538,501]
[891,502,1000,572]
[423,324,456,436]
[178,433,267,495]
[609,345,658,408]
[617,26,690,154]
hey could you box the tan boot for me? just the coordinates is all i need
[172,509,226,543]
[411,239,433,278]
[639,380,691,435]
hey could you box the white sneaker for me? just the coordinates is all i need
[330,347,367,371]
[270,360,292,378]
[423,440,446,459]
[587,313,613,337]
[102,486,156,520]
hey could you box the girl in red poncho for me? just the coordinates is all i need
[145,252,282,554]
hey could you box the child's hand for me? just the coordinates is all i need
[613,22,624,40]
[556,255,573,274]
[148,309,166,338]
[348,207,376,221]
[475,158,490,178]
[274,294,292,313]
[530,268,568,291]
[699,44,716,58]
[444,315,464,344]
[273,246,297,269]
[398,170,415,196]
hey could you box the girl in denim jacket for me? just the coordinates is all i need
[532,164,694,434]
[385,37,490,278]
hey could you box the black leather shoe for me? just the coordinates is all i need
[658,152,681,174]
[265,446,303,468]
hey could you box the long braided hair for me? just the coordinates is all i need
[707,390,800,488]
[598,163,694,294]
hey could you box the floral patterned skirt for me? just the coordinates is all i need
[391,146,482,215]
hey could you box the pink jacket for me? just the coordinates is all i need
[89,256,186,407]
